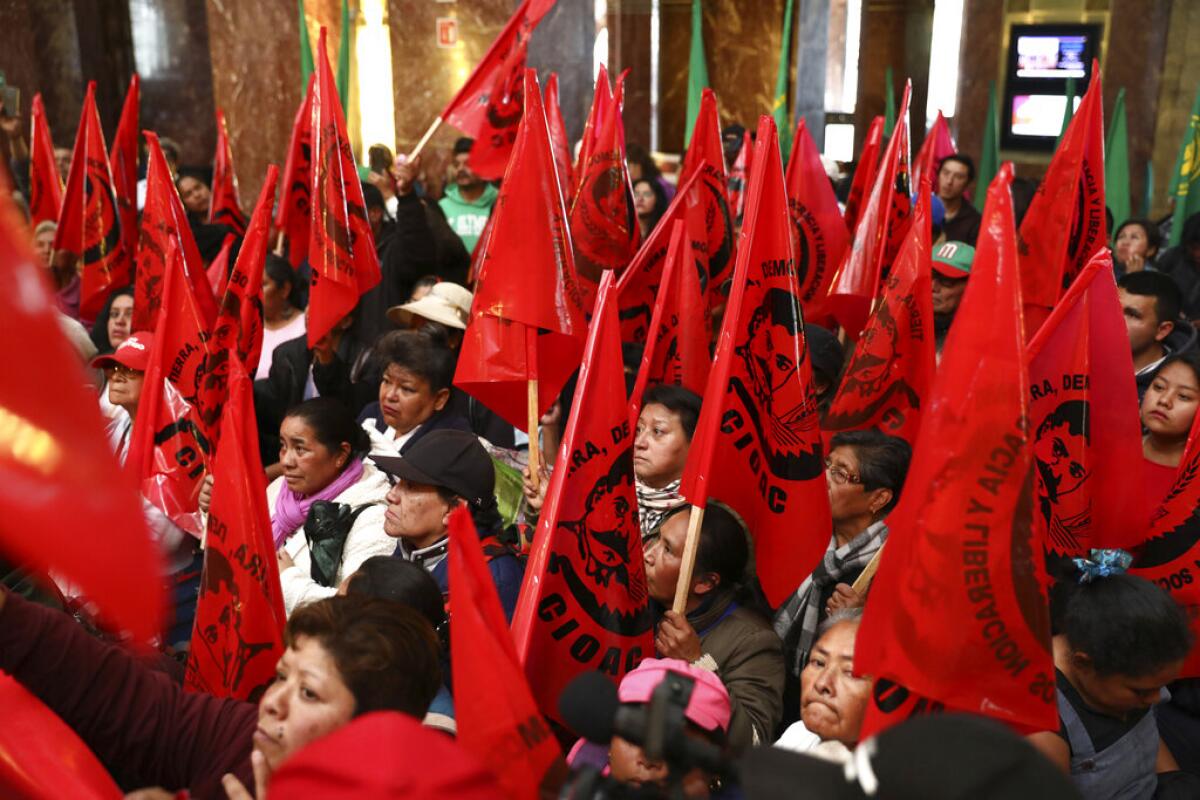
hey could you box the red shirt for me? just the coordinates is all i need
[1144,457,1180,510]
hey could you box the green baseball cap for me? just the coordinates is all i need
[931,241,974,277]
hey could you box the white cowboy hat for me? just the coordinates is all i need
[386,282,474,330]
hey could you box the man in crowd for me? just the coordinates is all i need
[439,137,497,255]
[931,240,973,357]
[1118,270,1196,400]
[935,154,981,246]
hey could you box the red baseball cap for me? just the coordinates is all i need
[91,331,154,372]
[266,712,504,799]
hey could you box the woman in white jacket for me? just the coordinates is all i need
[268,398,394,615]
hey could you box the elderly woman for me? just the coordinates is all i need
[270,398,395,615]
[645,501,784,750]
[775,609,870,762]
[0,590,440,799]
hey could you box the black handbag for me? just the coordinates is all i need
[303,501,375,587]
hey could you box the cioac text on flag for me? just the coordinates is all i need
[720,408,788,513]
[536,593,644,675]
[0,406,63,475]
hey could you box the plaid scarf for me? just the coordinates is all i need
[773,520,888,675]
[636,477,685,539]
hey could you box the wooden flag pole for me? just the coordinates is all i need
[850,545,885,595]
[671,504,706,615]
[273,229,286,257]
[407,116,444,161]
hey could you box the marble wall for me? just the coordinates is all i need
[612,0,789,157]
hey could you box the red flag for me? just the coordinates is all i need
[28,93,63,227]
[678,117,831,607]
[1027,250,1146,566]
[824,182,934,444]
[0,675,123,800]
[628,220,711,414]
[205,234,236,300]
[185,357,285,701]
[53,81,130,321]
[855,163,1057,738]
[678,88,734,304]
[569,71,640,308]
[615,170,705,345]
[134,131,218,331]
[842,116,884,234]
[726,130,753,223]
[785,118,850,321]
[455,69,587,430]
[110,74,140,264]
[544,72,574,204]
[1018,65,1106,322]
[911,111,956,198]
[210,109,248,235]
[826,85,913,341]
[449,508,565,798]
[307,27,382,347]
[1133,394,1200,677]
[573,65,613,202]
[0,196,163,641]
[127,240,214,538]
[198,167,280,441]
[276,75,314,269]
[442,0,555,143]
[511,271,653,720]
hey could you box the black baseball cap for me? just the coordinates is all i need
[373,430,495,506]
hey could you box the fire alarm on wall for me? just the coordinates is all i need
[437,17,458,48]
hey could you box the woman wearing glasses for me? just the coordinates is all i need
[772,428,911,716]
[90,331,202,647]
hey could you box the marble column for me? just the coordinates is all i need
[793,0,831,150]
[528,0,596,145]
[0,0,86,143]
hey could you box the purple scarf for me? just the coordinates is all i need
[272,458,365,547]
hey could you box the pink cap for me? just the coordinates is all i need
[618,658,731,734]
[91,331,155,372]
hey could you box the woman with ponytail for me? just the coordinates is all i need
[1027,550,1197,799]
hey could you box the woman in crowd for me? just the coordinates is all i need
[627,142,675,203]
[257,254,306,381]
[775,609,871,763]
[341,556,456,733]
[375,429,525,620]
[88,285,134,356]
[270,398,394,615]
[634,384,702,537]
[90,332,201,647]
[645,501,784,750]
[774,429,912,680]
[358,329,471,458]
[1028,551,1197,799]
[177,173,212,218]
[0,589,441,799]
[1114,219,1164,277]
[33,219,55,268]
[569,658,733,798]
[633,176,669,239]
[1141,351,1200,506]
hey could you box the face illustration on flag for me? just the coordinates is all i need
[1031,397,1091,556]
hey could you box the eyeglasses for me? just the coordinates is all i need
[105,364,144,380]
[825,459,862,486]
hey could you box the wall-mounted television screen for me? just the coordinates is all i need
[1001,22,1102,151]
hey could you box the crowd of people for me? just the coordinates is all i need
[4,72,1200,798]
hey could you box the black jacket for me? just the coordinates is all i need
[357,401,473,453]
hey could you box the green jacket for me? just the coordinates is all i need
[438,183,498,254]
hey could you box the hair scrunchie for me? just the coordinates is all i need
[1072,548,1133,583]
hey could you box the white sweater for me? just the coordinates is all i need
[267,462,395,615]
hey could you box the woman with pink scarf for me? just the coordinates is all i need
[269,398,394,615]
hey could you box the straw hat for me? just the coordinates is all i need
[386,282,474,330]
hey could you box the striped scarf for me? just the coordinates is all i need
[636,477,685,539]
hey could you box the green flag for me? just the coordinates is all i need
[684,0,709,148]
[974,81,999,208]
[297,0,314,91]
[1056,76,1076,148]
[883,66,896,139]
[1169,84,1200,246]
[1105,88,1131,233]
[772,0,796,160]
[1142,161,1154,219]
[336,0,351,110]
